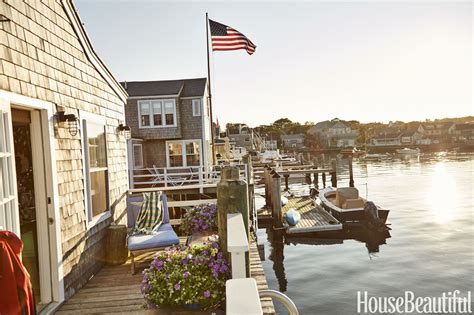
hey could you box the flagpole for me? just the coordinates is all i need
[206,12,216,165]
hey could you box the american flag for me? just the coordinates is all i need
[209,19,256,55]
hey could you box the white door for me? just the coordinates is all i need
[0,99,20,234]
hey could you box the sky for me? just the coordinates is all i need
[75,0,472,127]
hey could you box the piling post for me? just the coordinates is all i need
[271,171,283,228]
[264,165,271,207]
[284,174,289,191]
[312,158,319,188]
[217,166,250,258]
[331,159,337,187]
[242,154,255,224]
[348,156,354,187]
[322,172,326,188]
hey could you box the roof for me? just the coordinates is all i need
[64,0,127,102]
[121,78,207,97]
[422,122,454,130]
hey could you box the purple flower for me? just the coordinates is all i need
[154,260,164,269]
[204,290,211,298]
[211,243,219,249]
[220,265,229,273]
[183,271,190,279]
[217,252,223,259]
[174,283,181,290]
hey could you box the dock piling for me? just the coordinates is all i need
[349,156,354,187]
[271,172,283,229]
[284,174,290,191]
[331,159,337,187]
[322,172,326,188]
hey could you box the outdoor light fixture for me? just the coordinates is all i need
[117,123,131,139]
[56,111,78,136]
[0,15,10,23]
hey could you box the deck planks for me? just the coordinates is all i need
[56,236,275,314]
[282,197,342,234]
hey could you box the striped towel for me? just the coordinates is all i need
[131,191,163,235]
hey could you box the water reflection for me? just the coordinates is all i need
[265,227,391,293]
[428,163,459,224]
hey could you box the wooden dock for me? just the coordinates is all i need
[282,197,342,234]
[56,237,274,314]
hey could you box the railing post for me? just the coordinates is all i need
[272,171,283,228]
[331,159,337,188]
[163,168,168,187]
[217,166,250,263]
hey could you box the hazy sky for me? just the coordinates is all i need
[75,0,472,127]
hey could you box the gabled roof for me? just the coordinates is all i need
[121,78,207,98]
[63,0,127,103]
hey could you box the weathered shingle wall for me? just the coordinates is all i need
[0,0,128,299]
[180,98,203,140]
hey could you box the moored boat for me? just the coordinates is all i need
[395,147,420,155]
[317,187,389,229]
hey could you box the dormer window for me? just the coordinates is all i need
[138,99,176,128]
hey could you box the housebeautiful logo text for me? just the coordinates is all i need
[357,290,472,314]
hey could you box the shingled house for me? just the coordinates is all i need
[122,78,213,186]
[1,0,128,312]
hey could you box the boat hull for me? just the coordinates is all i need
[318,187,390,225]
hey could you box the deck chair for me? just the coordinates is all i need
[127,193,180,274]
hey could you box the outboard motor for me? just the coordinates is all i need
[364,201,384,230]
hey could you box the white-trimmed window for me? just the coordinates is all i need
[138,99,176,128]
[133,143,143,168]
[81,112,109,224]
[192,99,201,117]
[166,140,201,168]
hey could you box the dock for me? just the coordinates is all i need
[56,237,274,314]
[282,197,342,234]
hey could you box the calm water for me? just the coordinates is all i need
[257,153,474,314]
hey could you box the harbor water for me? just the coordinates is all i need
[257,153,474,314]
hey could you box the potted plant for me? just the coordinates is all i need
[181,204,218,235]
[141,239,230,310]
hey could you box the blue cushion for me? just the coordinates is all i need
[128,223,180,251]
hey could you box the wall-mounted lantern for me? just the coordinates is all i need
[56,111,78,136]
[117,123,131,140]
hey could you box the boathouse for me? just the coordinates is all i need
[0,0,128,312]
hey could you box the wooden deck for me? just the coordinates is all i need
[282,197,342,234]
[56,237,274,314]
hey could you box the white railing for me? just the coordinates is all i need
[130,164,248,189]
[226,212,299,315]
[227,213,249,279]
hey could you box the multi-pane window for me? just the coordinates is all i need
[167,140,201,168]
[138,100,176,128]
[168,142,183,167]
[192,99,201,117]
[133,144,143,168]
[82,116,109,221]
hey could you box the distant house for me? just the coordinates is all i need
[123,78,212,173]
[371,127,402,146]
[226,123,256,150]
[419,122,455,144]
[308,119,358,148]
[452,123,474,144]
[400,129,423,145]
[1,0,129,309]
[281,133,305,149]
[263,138,278,150]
